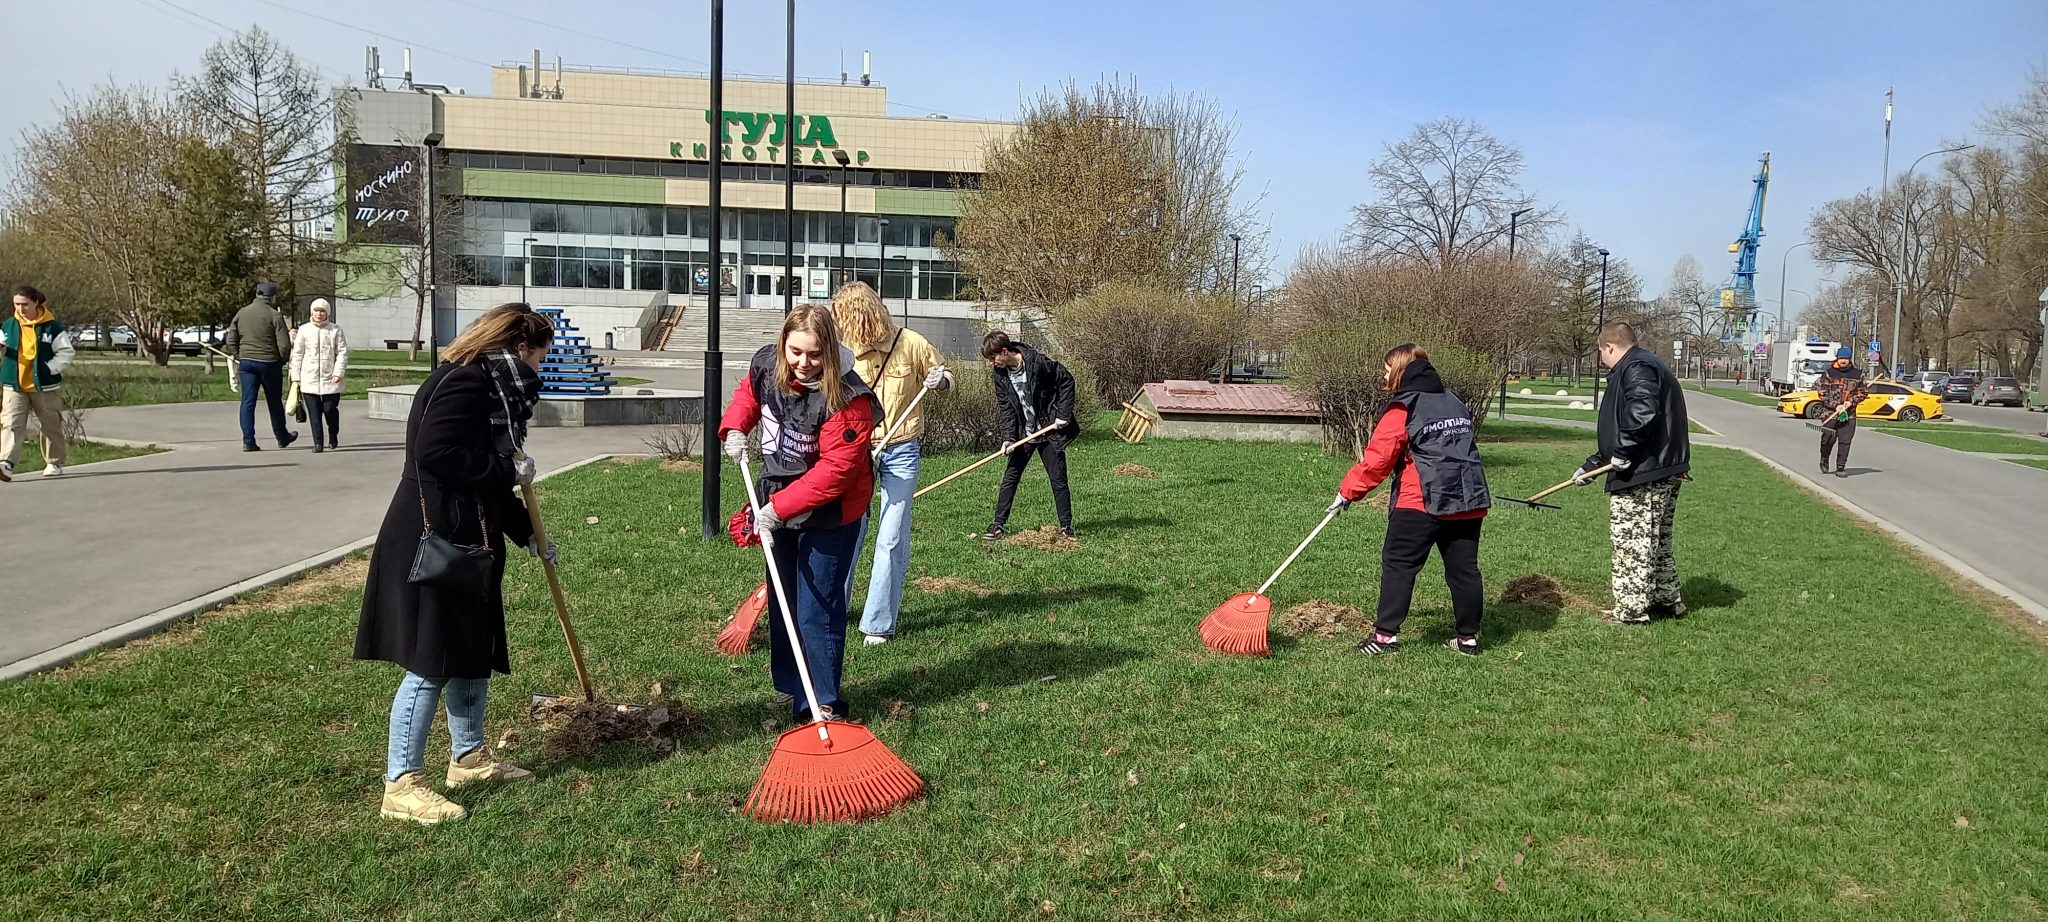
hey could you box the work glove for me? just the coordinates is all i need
[1053,418,1070,430]
[1609,456,1632,471]
[512,454,538,486]
[999,441,1016,455]
[1327,495,1352,515]
[1570,466,1597,486]
[754,501,784,533]
[723,430,749,463]
[924,365,951,390]
[527,539,558,566]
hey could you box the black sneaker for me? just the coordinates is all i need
[311,445,325,454]
[1651,601,1688,619]
[980,525,1005,541]
[1445,637,1481,656]
[1819,460,1830,474]
[1356,634,1400,655]
[1059,525,1076,539]
[243,443,261,453]
[1834,468,1848,478]
[798,704,861,725]
[279,432,299,449]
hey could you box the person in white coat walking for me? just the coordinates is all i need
[290,298,349,453]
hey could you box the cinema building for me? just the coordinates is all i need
[338,56,1013,356]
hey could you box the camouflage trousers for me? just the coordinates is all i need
[1608,478,1682,620]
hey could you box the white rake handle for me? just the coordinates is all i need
[738,451,832,742]
[1255,506,1343,598]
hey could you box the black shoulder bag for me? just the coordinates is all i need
[405,370,497,598]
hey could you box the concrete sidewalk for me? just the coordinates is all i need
[0,399,697,677]
[1682,389,2048,619]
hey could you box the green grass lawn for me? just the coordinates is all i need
[1683,382,1782,408]
[2008,458,2048,472]
[1868,427,2048,456]
[348,348,431,366]
[4,426,2047,920]
[60,363,430,408]
[13,438,161,472]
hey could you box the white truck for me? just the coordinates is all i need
[1767,341,1841,396]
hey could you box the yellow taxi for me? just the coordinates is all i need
[1777,380,1944,422]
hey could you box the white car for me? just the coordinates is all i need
[74,326,138,350]
[170,327,224,357]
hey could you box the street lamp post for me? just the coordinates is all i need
[1592,247,1610,407]
[1889,145,1974,376]
[782,0,795,316]
[520,236,538,304]
[1225,233,1241,383]
[422,131,443,364]
[1502,207,1533,419]
[1777,240,1813,344]
[833,149,851,287]
[700,0,726,541]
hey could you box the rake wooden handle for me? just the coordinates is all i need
[1525,461,1618,504]
[913,422,1062,500]
[519,472,595,703]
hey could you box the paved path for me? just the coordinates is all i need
[0,398,701,675]
[1681,388,2048,617]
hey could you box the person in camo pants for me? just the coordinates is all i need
[1572,322,1693,624]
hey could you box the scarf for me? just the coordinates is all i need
[480,350,541,457]
[14,309,47,392]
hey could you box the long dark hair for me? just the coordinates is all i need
[442,303,553,365]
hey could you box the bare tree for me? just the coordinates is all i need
[1799,276,1885,346]
[948,78,1262,317]
[1533,234,1642,384]
[1347,118,1560,267]
[1652,256,1727,378]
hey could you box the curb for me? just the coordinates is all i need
[0,453,620,682]
[1722,445,2048,625]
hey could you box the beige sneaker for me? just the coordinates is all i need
[446,746,535,788]
[381,772,467,825]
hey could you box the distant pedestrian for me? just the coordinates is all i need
[1,285,77,481]
[356,302,555,825]
[290,298,349,453]
[1573,322,1692,625]
[1338,344,1492,657]
[225,281,299,451]
[1815,346,1866,478]
[981,330,1078,540]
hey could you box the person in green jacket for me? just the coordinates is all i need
[1,285,77,481]
[224,281,299,451]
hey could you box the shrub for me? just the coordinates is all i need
[1286,317,1496,457]
[1051,280,1244,402]
[918,349,1103,455]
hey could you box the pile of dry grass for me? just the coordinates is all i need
[1500,573,1594,612]
[1007,526,1081,553]
[1112,462,1159,479]
[660,458,704,473]
[912,576,994,597]
[1279,600,1368,637]
[532,685,705,761]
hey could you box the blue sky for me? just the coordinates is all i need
[11,0,2046,305]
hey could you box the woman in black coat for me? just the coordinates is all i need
[355,302,555,825]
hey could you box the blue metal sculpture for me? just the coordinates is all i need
[535,307,615,396]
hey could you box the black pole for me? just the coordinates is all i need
[701,0,726,540]
[1500,210,1524,420]
[424,135,440,365]
[783,0,796,315]
[838,162,848,287]
[1225,233,1240,383]
[1593,247,1610,408]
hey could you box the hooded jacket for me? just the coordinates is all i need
[989,342,1078,447]
[1585,345,1691,492]
[2,309,75,393]
[290,320,350,395]
[1339,358,1490,520]
[225,295,293,363]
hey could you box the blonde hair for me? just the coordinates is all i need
[828,282,893,351]
[775,304,851,413]
[442,302,554,366]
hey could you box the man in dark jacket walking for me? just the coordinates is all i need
[225,281,298,451]
[1573,322,1691,624]
[981,331,1078,540]
[1814,346,1866,476]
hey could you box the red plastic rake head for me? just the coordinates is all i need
[714,582,769,656]
[1200,592,1273,656]
[743,721,927,823]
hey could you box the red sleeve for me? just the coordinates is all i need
[770,396,875,519]
[717,371,761,440]
[1339,406,1409,501]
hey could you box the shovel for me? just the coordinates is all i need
[1497,462,1616,510]
[515,453,649,715]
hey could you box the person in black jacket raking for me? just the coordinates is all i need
[980,330,1078,540]
[1570,322,1692,625]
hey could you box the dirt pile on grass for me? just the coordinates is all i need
[1008,526,1081,553]
[1279,600,1368,637]
[533,685,704,760]
[660,458,704,473]
[1112,463,1158,479]
[912,576,994,597]
[1500,573,1594,612]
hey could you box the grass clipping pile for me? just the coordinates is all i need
[913,576,994,597]
[1112,462,1159,479]
[1280,600,1368,637]
[1007,526,1081,553]
[531,683,704,761]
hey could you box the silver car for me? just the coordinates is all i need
[1972,376,2024,407]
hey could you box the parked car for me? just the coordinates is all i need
[1778,380,1943,422]
[1971,376,2024,407]
[73,326,138,351]
[169,327,223,357]
[1937,375,1977,402]
[1908,371,1946,392]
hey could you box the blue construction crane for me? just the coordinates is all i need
[1720,152,1770,343]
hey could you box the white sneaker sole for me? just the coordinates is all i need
[380,807,463,825]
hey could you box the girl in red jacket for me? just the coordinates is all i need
[1333,344,1493,656]
[718,305,880,722]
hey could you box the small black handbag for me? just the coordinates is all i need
[404,372,496,598]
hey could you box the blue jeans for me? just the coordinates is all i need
[385,671,488,782]
[765,519,860,719]
[851,439,922,638]
[237,359,293,445]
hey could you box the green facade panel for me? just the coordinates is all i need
[459,169,667,204]
[340,244,407,298]
[874,188,961,217]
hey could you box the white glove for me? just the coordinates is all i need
[723,430,748,463]
[999,441,1015,455]
[513,454,538,485]
[1609,456,1632,471]
[527,539,558,566]
[754,502,784,533]
[1053,418,1070,430]
[1327,495,1352,515]
[1570,466,1596,486]
[923,365,951,390]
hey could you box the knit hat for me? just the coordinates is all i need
[1835,346,1851,359]
[310,297,332,314]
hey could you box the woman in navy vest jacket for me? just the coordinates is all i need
[719,305,881,722]
[1329,344,1492,656]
